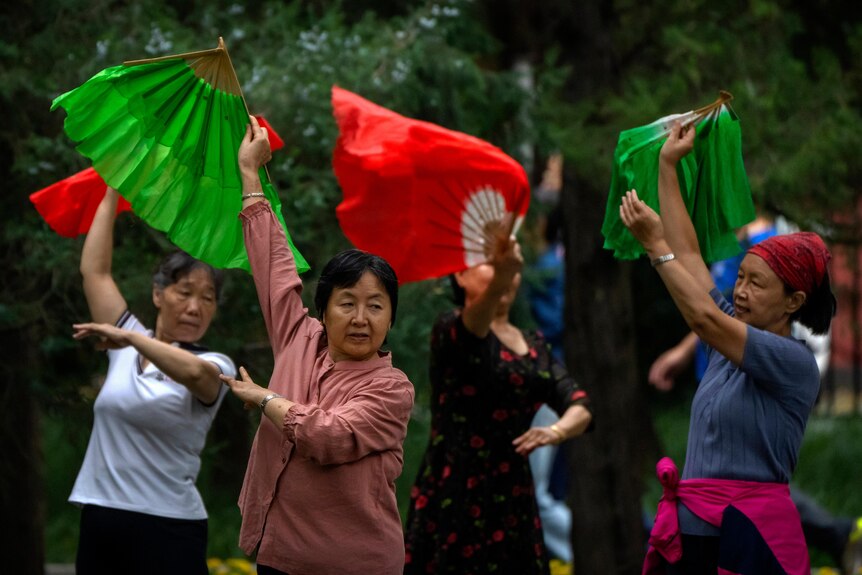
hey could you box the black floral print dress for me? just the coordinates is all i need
[404,310,591,575]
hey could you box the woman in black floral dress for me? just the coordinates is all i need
[404,234,593,575]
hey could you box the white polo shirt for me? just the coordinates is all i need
[69,311,235,520]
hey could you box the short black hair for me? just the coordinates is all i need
[152,251,224,300]
[314,249,399,325]
[788,271,836,335]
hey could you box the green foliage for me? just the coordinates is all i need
[4,0,862,566]
[3,0,552,562]
[541,0,862,237]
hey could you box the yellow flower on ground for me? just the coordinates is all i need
[207,557,256,575]
[549,558,573,575]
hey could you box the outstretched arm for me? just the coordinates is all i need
[73,322,223,404]
[512,404,592,456]
[657,123,715,292]
[80,187,127,324]
[221,366,297,427]
[220,368,413,465]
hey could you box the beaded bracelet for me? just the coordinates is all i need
[242,192,267,201]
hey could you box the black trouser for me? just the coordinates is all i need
[76,504,208,575]
[257,565,290,575]
[792,487,853,565]
[664,534,720,575]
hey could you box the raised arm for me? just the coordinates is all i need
[657,123,715,292]
[238,115,271,210]
[621,190,747,365]
[238,116,312,351]
[80,187,128,324]
[460,232,523,338]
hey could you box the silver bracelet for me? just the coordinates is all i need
[242,192,267,201]
[651,253,676,267]
[259,392,283,411]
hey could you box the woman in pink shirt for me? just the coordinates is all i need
[219,116,415,575]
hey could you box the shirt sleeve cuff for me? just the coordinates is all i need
[282,403,301,444]
[239,199,272,223]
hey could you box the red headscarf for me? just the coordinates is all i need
[747,232,831,295]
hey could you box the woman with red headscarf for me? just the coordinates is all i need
[621,123,836,575]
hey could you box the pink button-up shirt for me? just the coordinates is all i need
[237,202,414,574]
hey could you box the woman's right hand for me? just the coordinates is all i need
[72,322,133,350]
[488,225,523,284]
[220,366,268,411]
[660,121,695,165]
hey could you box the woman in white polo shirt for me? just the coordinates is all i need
[69,186,236,575]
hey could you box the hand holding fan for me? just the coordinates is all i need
[332,86,530,284]
[32,116,283,238]
[602,91,755,263]
[51,38,308,273]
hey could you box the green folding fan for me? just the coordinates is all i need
[52,37,309,273]
[602,91,755,263]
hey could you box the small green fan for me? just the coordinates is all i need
[52,37,309,273]
[603,91,755,263]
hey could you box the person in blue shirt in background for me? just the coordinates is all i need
[526,153,577,566]
[527,202,574,565]
[648,211,861,572]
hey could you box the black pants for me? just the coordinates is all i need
[664,534,720,575]
[257,565,291,575]
[76,504,208,575]
[792,487,853,565]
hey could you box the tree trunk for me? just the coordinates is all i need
[561,177,654,573]
[478,0,658,571]
[0,326,46,575]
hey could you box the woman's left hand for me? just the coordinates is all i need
[512,426,563,456]
[660,121,695,165]
[238,115,272,173]
[72,322,133,350]
[620,189,665,251]
[220,366,268,410]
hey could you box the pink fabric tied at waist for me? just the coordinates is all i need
[643,457,809,575]
[645,457,684,566]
